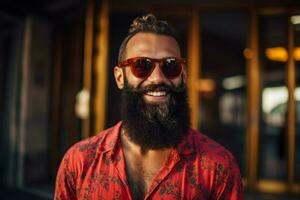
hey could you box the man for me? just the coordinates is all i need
[55,14,244,200]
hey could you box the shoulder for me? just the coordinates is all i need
[187,129,238,169]
[188,130,244,199]
[72,125,115,154]
[55,123,122,198]
[59,123,121,172]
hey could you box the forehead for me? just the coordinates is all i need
[125,32,181,59]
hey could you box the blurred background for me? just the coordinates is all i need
[0,0,300,199]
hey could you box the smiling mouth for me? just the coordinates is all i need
[143,90,170,103]
[146,91,168,97]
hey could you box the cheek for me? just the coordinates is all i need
[171,75,185,87]
[124,68,144,87]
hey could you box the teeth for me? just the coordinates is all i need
[146,91,167,97]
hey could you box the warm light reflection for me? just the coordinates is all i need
[197,79,216,92]
[265,47,288,62]
[265,47,300,62]
[294,47,300,60]
[243,48,253,59]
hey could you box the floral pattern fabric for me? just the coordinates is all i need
[55,121,244,200]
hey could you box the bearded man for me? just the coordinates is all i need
[54,14,244,200]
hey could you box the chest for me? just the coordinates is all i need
[125,160,160,199]
[77,156,211,200]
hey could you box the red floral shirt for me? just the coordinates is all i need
[55,122,244,200]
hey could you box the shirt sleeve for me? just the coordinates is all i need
[54,148,78,200]
[216,155,244,200]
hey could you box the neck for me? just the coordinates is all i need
[120,127,173,199]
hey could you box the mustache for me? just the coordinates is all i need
[131,83,186,94]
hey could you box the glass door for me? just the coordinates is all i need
[258,14,288,181]
[254,10,300,193]
[293,13,300,183]
[194,9,300,193]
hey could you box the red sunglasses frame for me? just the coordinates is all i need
[117,57,187,79]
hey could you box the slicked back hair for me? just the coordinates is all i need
[118,14,181,63]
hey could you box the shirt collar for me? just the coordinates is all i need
[99,121,122,159]
[176,129,195,156]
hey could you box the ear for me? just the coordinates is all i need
[114,66,125,89]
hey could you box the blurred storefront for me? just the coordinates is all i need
[0,0,299,199]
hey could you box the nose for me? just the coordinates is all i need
[146,63,167,83]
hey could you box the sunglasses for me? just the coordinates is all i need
[117,57,187,79]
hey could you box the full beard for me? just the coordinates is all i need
[121,78,191,150]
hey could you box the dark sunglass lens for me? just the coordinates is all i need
[132,58,153,78]
[162,58,182,78]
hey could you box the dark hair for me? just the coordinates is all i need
[118,14,180,62]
